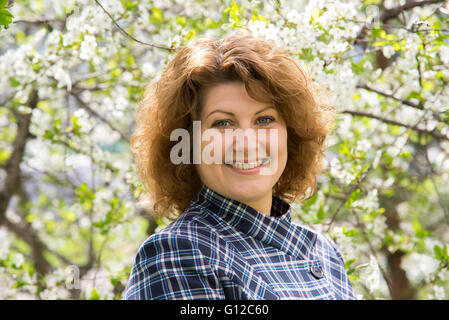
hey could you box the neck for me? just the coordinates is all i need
[242,192,273,216]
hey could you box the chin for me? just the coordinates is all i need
[225,179,273,202]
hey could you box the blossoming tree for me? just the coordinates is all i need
[1,0,448,299]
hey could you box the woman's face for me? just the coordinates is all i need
[195,81,288,213]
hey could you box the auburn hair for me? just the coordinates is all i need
[130,33,335,220]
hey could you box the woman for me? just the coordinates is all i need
[124,33,356,300]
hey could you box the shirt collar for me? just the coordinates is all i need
[191,184,317,260]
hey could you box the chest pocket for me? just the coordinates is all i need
[263,259,336,300]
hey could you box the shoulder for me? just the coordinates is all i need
[294,224,348,273]
[313,230,346,265]
[134,208,221,265]
[124,213,225,300]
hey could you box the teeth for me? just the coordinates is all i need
[227,159,267,170]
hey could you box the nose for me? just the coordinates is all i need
[231,127,264,162]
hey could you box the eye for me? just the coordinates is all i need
[211,119,232,128]
[257,116,275,126]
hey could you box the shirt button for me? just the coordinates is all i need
[310,265,324,279]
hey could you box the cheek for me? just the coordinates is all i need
[280,128,288,157]
[266,127,288,159]
[200,130,227,162]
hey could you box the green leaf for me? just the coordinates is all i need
[28,264,35,278]
[43,130,54,140]
[432,19,443,30]
[61,209,77,223]
[346,268,356,275]
[434,245,449,261]
[229,0,241,24]
[345,258,358,270]
[9,77,21,87]
[71,115,83,136]
[342,225,359,237]
[92,220,106,228]
[89,288,101,300]
[0,8,13,26]
[406,91,422,100]
[11,279,28,289]
[422,80,434,92]
[345,188,360,210]
[175,16,186,27]
[371,26,384,38]
[372,41,391,47]
[317,204,324,221]
[184,29,196,41]
[150,6,163,24]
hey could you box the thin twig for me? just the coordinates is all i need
[93,0,175,52]
[423,140,449,225]
[353,209,395,299]
[326,191,352,233]
[421,1,449,21]
[69,90,129,142]
[345,18,449,33]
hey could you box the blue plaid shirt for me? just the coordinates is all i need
[125,184,356,300]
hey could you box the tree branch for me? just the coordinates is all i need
[355,0,447,47]
[0,90,38,220]
[356,83,445,123]
[0,90,53,277]
[357,83,422,109]
[380,0,447,24]
[340,109,449,141]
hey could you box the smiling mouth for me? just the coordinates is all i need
[224,158,269,170]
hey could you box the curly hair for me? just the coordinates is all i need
[130,33,335,220]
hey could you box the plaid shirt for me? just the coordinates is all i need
[124,184,356,300]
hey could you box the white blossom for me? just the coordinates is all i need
[65,154,92,169]
[12,253,25,268]
[73,109,95,133]
[79,35,97,61]
[382,45,395,59]
[46,62,72,90]
[439,45,449,64]
[356,139,371,153]
[0,228,11,260]
[363,60,373,71]
[428,285,445,300]
[80,268,114,299]
[402,252,440,284]
[363,255,382,294]
[39,286,70,300]
[352,189,379,211]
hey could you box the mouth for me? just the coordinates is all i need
[224,158,269,170]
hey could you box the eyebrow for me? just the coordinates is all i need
[206,106,276,120]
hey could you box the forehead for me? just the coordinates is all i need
[201,82,273,117]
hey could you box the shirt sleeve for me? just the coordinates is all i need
[124,233,225,300]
